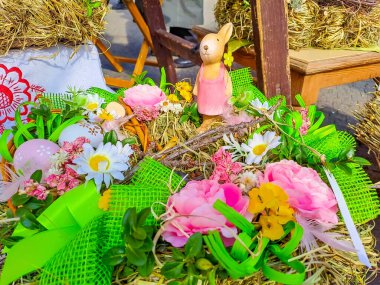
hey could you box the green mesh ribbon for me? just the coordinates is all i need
[229,68,283,106]
[41,93,72,109]
[104,158,186,249]
[35,158,184,285]
[305,131,380,224]
[39,215,112,285]
[87,87,120,104]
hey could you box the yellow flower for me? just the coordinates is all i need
[248,183,288,214]
[98,109,115,121]
[271,205,294,225]
[98,189,111,211]
[167,94,180,103]
[179,89,193,102]
[259,215,284,241]
[175,81,192,93]
[223,51,234,68]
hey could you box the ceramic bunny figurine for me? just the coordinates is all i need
[193,23,233,132]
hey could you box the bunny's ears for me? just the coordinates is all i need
[218,23,233,45]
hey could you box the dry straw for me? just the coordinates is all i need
[214,0,380,50]
[351,86,380,168]
[0,0,107,56]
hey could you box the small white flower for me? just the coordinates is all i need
[241,131,281,165]
[160,100,183,114]
[238,171,259,193]
[73,142,133,191]
[250,98,269,114]
[82,94,105,115]
[48,151,69,174]
[223,133,245,161]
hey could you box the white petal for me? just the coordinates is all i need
[245,153,255,165]
[111,171,124,180]
[241,143,251,152]
[103,173,111,187]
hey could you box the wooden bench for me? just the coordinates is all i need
[193,25,380,105]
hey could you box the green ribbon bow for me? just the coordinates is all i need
[204,200,305,284]
[0,182,102,285]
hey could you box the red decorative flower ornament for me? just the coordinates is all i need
[0,64,31,124]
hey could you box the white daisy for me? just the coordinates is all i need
[115,141,134,160]
[241,131,281,165]
[73,142,133,190]
[250,98,270,115]
[82,94,105,115]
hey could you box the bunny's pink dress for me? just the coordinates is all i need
[197,64,228,115]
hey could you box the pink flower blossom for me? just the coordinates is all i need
[61,137,90,160]
[45,164,81,195]
[22,179,49,200]
[123,85,165,121]
[298,108,311,135]
[258,160,338,225]
[210,148,242,183]
[162,180,251,247]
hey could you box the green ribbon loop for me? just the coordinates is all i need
[0,182,102,285]
[0,130,14,162]
[206,200,305,284]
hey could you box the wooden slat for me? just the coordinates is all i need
[142,0,177,84]
[250,0,291,102]
[155,29,202,66]
[94,38,124,73]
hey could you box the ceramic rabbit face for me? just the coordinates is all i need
[199,23,233,65]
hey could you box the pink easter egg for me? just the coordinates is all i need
[13,139,60,175]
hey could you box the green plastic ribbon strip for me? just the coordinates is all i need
[204,200,305,284]
[0,181,102,285]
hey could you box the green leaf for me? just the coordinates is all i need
[137,208,151,227]
[121,266,135,277]
[122,207,137,232]
[11,194,31,207]
[15,208,41,230]
[140,236,153,252]
[337,163,353,175]
[168,282,182,285]
[351,156,371,166]
[161,261,185,279]
[137,253,155,277]
[172,248,185,261]
[125,232,144,248]
[122,137,138,145]
[159,67,167,91]
[195,258,213,271]
[133,227,147,241]
[24,198,46,210]
[227,39,250,53]
[102,246,126,266]
[179,114,190,124]
[125,245,147,266]
[30,169,43,183]
[185,232,203,258]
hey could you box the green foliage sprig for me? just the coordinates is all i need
[103,208,155,277]
[161,233,217,285]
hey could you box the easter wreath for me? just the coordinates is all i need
[0,67,379,285]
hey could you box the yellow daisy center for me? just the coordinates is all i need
[89,155,110,171]
[252,144,268,155]
[87,102,98,111]
[99,110,114,121]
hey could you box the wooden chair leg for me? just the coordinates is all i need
[142,0,177,84]
[123,0,154,50]
[291,72,320,106]
[94,38,124,73]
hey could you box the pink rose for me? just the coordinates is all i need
[259,160,338,224]
[162,180,251,247]
[123,85,166,121]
